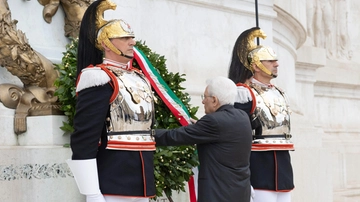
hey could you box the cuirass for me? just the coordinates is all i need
[103,65,155,151]
[251,83,291,136]
[106,66,154,132]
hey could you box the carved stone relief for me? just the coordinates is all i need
[38,0,92,38]
[306,0,352,60]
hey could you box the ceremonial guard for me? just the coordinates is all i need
[66,0,156,201]
[228,27,294,202]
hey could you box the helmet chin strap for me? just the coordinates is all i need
[251,54,273,77]
[103,39,134,59]
[255,61,273,77]
[119,51,133,59]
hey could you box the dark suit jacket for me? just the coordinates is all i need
[155,104,252,202]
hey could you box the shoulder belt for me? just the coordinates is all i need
[274,85,285,96]
[236,83,256,114]
[76,65,119,103]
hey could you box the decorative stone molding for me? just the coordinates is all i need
[0,163,72,181]
[314,81,360,100]
[273,5,306,58]
[296,45,326,83]
[0,84,63,134]
[169,0,276,19]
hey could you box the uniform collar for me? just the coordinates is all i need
[103,58,130,70]
[251,78,274,88]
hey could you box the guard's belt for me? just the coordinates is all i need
[106,130,155,151]
[253,133,292,140]
[107,130,152,135]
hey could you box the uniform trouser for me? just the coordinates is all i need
[252,190,291,202]
[104,196,149,202]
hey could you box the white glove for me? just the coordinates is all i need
[250,185,255,202]
[86,193,106,202]
[67,159,105,202]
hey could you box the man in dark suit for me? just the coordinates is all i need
[153,76,253,202]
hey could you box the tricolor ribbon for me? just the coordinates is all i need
[133,47,192,126]
[134,47,197,202]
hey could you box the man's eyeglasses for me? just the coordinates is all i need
[201,95,213,101]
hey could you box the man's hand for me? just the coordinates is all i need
[190,118,197,124]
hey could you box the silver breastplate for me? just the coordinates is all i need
[107,66,154,133]
[251,83,291,137]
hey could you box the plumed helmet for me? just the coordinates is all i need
[229,27,270,84]
[76,0,135,76]
[231,27,277,78]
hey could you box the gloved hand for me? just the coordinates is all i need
[250,185,255,202]
[67,159,105,202]
[86,193,106,202]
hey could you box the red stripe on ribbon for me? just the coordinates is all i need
[134,50,197,202]
[133,51,189,127]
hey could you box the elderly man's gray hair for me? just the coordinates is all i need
[206,76,237,106]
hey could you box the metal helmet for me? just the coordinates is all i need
[229,27,271,84]
[248,45,278,76]
[230,27,278,77]
[95,0,135,55]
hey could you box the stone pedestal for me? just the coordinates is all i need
[17,115,70,146]
[0,104,17,146]
[0,105,84,202]
[0,146,83,202]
